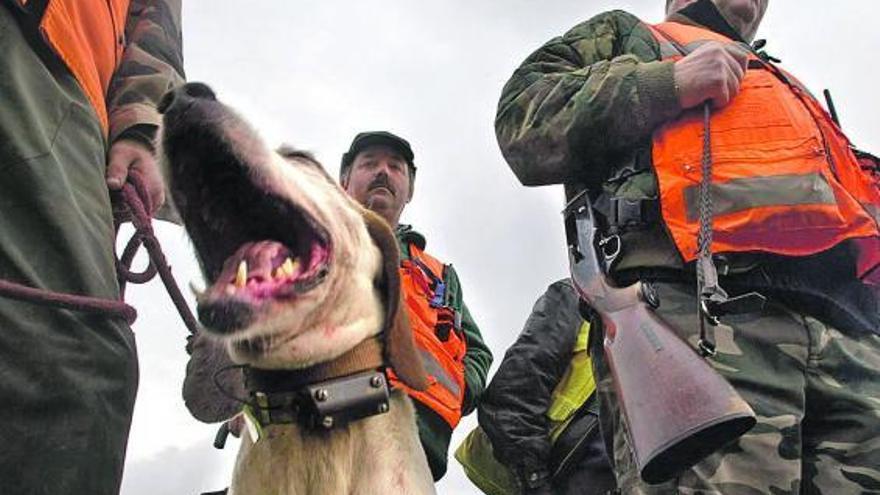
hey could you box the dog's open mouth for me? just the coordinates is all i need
[190,160,334,301]
[215,238,329,301]
[190,175,334,334]
[162,89,339,337]
[167,135,333,334]
[192,193,333,336]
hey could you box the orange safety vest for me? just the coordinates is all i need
[648,22,880,283]
[387,244,468,428]
[16,0,129,133]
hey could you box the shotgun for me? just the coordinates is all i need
[563,188,756,484]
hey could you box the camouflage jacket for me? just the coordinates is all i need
[108,0,185,144]
[4,0,185,144]
[495,9,688,271]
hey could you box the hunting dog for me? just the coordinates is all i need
[159,83,435,495]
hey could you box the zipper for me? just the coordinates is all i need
[817,125,840,180]
[754,57,841,181]
[791,84,841,181]
[551,413,600,479]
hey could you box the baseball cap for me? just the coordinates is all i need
[340,131,416,177]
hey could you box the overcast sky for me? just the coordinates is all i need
[118,1,880,493]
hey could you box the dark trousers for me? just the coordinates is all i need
[0,7,138,494]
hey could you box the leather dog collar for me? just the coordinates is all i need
[243,337,392,430]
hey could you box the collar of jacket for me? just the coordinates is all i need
[668,0,746,42]
[396,224,427,251]
[242,337,389,429]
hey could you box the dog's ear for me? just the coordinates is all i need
[363,210,429,391]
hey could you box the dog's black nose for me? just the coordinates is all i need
[158,82,217,114]
[197,299,254,335]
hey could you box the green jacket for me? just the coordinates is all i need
[495,9,689,272]
[396,224,494,480]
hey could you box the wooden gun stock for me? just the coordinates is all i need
[563,190,756,484]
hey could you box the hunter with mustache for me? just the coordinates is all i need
[340,131,493,482]
[495,0,880,493]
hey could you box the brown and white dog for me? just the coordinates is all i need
[159,83,435,495]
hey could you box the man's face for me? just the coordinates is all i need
[667,0,768,41]
[341,144,413,226]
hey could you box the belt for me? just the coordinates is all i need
[612,249,878,335]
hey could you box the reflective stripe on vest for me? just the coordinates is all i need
[388,244,467,428]
[32,0,129,133]
[647,22,880,282]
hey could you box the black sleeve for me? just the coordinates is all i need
[477,279,583,481]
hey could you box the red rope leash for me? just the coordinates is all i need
[0,278,138,324]
[0,172,199,335]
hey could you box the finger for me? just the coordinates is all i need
[133,155,166,213]
[726,76,739,105]
[106,145,137,190]
[723,62,741,101]
[713,84,731,109]
[725,51,746,82]
[724,44,750,72]
[697,40,724,56]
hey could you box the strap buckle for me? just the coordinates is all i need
[698,283,767,357]
[702,291,767,320]
[608,197,658,231]
[598,234,621,265]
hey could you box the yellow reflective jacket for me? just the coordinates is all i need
[456,322,595,494]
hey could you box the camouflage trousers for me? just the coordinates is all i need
[591,281,880,494]
[0,7,138,495]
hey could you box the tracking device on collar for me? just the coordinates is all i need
[304,370,391,429]
[248,369,392,431]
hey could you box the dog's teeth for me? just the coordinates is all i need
[273,266,287,279]
[235,260,248,288]
[281,257,298,277]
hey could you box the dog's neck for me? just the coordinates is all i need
[242,337,392,429]
[245,337,384,392]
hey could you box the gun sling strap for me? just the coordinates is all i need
[694,103,767,355]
